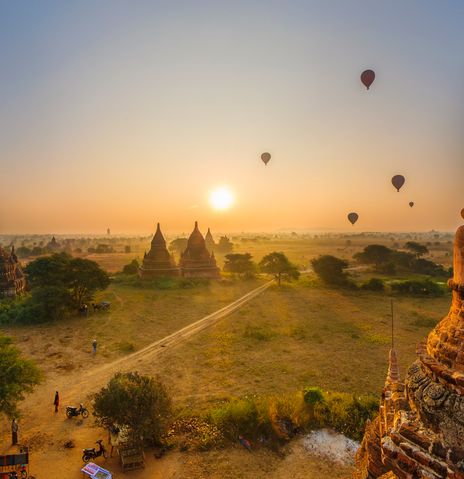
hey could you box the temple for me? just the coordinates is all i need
[0,246,27,298]
[205,228,216,254]
[47,236,61,251]
[139,223,180,278]
[354,220,464,479]
[179,222,220,279]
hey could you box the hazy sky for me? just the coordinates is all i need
[1,1,463,234]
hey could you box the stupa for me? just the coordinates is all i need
[354,219,464,479]
[179,222,220,279]
[0,246,27,298]
[139,223,180,278]
[205,228,216,254]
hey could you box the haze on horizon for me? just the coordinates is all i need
[1,1,463,235]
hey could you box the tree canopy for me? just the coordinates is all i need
[93,372,171,445]
[259,252,300,286]
[404,241,429,258]
[223,253,256,278]
[354,245,392,267]
[311,255,349,285]
[0,336,42,418]
[26,253,110,308]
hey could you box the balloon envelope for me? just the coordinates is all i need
[409,202,414,208]
[261,152,271,165]
[392,175,405,192]
[347,212,359,225]
[361,70,375,89]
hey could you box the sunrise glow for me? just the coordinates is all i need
[209,187,235,211]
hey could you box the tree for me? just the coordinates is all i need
[216,236,234,254]
[93,372,171,445]
[68,258,110,307]
[354,245,392,268]
[26,253,110,308]
[122,259,140,275]
[223,253,256,278]
[405,241,429,258]
[0,336,42,418]
[311,255,348,285]
[259,252,300,286]
[169,238,188,255]
[25,253,71,288]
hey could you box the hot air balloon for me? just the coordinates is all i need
[461,208,464,220]
[409,202,414,208]
[361,70,375,90]
[261,152,271,165]
[348,212,359,225]
[391,175,405,192]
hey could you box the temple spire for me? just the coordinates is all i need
[385,348,400,385]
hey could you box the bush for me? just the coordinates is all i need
[122,259,139,275]
[312,392,378,441]
[391,279,444,297]
[93,372,171,445]
[207,389,377,443]
[361,278,385,291]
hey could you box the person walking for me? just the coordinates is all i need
[53,391,60,413]
[92,339,97,354]
[11,419,18,445]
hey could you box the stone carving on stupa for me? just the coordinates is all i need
[0,246,27,298]
[179,222,220,279]
[139,223,180,278]
[354,218,464,479]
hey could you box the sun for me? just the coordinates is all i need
[209,187,235,211]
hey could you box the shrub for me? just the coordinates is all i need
[391,279,444,297]
[312,391,378,440]
[122,259,139,275]
[361,278,385,291]
[93,372,171,445]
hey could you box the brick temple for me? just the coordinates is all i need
[0,246,27,298]
[139,223,180,278]
[354,221,464,478]
[179,222,220,279]
[139,222,220,279]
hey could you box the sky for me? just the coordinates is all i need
[0,1,463,235]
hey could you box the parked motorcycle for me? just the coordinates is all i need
[66,403,89,419]
[82,440,107,463]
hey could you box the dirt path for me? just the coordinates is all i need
[1,280,275,478]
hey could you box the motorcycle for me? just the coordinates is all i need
[82,440,107,463]
[66,403,89,419]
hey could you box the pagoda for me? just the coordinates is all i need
[354,220,464,479]
[0,246,27,298]
[139,223,180,278]
[47,236,60,251]
[205,227,216,254]
[179,222,220,279]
